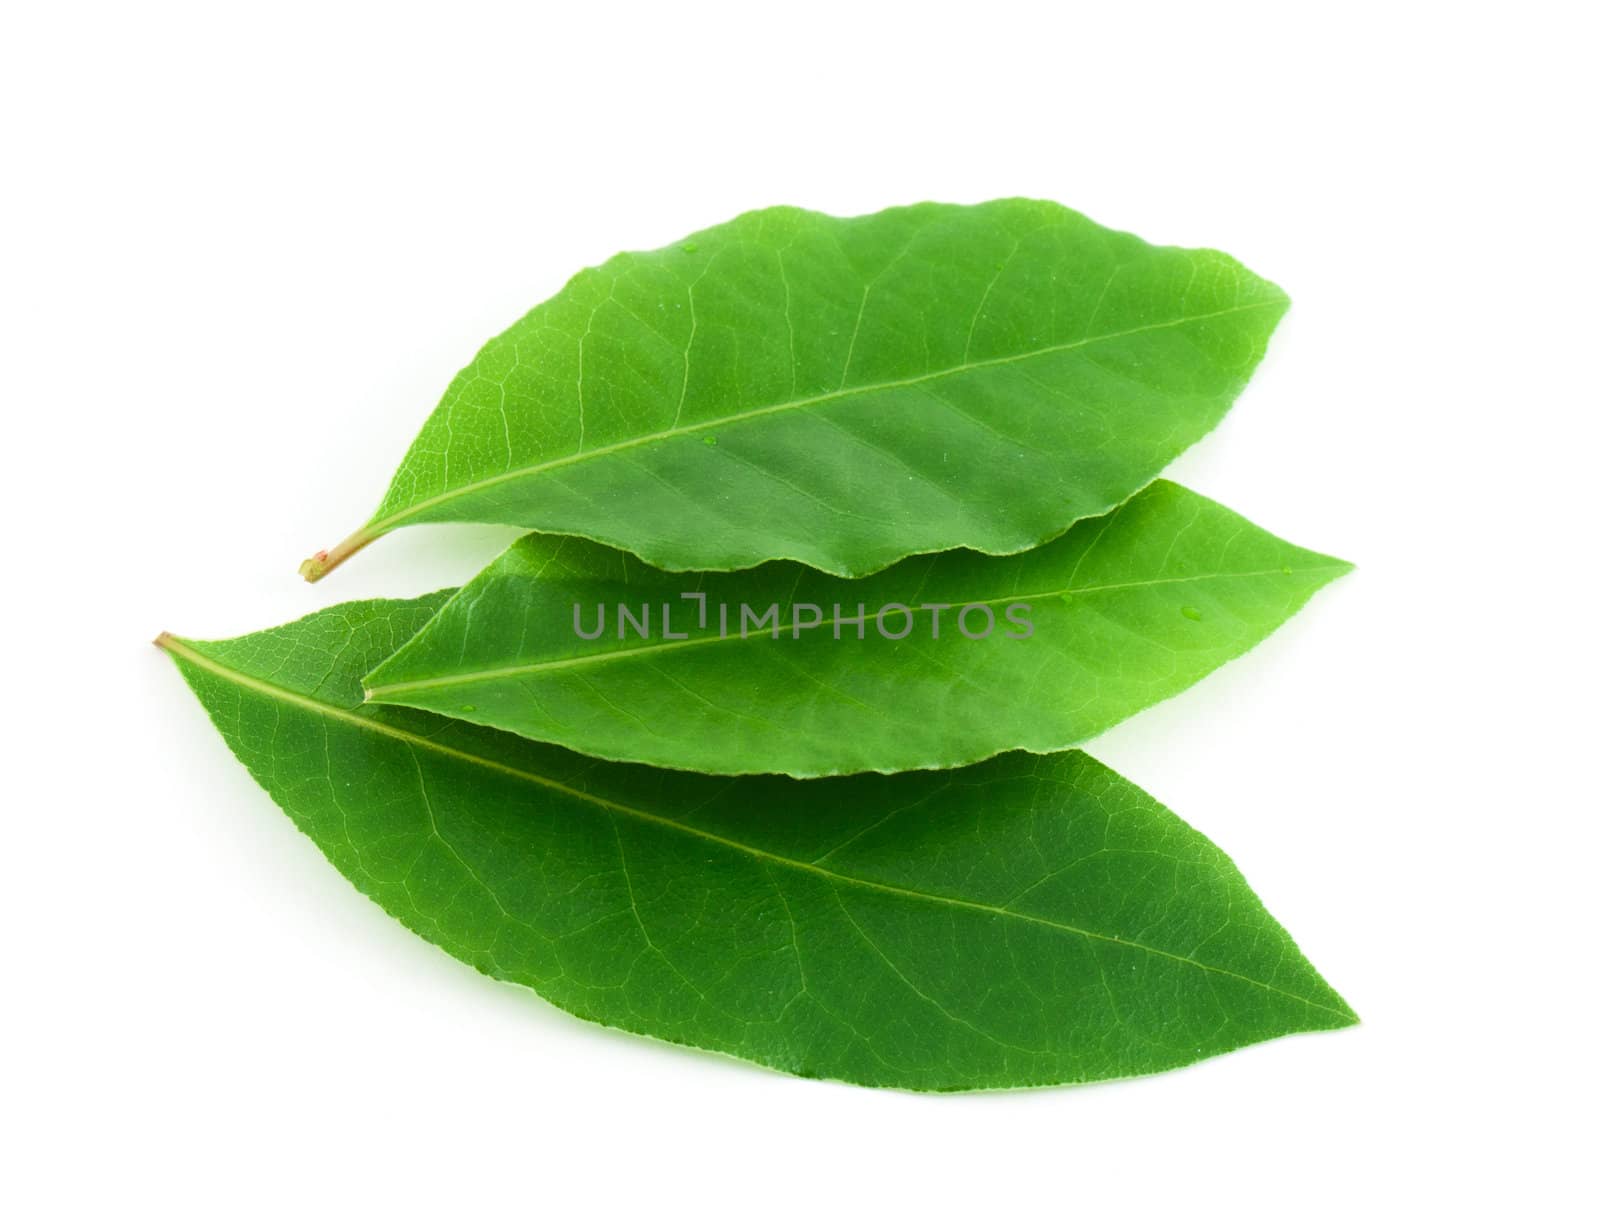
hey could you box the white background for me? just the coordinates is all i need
[4,2,1595,1227]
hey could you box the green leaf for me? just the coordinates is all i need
[159,595,1354,1091]
[363,482,1350,777]
[301,199,1288,581]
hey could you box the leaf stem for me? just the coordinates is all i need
[299,525,378,582]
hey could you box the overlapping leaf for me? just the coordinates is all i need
[362,482,1348,776]
[302,199,1288,581]
[160,594,1354,1091]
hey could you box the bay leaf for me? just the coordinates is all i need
[160,594,1354,1090]
[302,199,1287,581]
[363,482,1350,777]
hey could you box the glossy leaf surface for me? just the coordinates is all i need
[161,595,1354,1091]
[364,482,1350,776]
[303,199,1287,580]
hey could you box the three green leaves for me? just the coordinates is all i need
[163,199,1353,1090]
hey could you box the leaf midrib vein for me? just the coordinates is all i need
[373,299,1285,533]
[164,635,1351,1022]
[366,565,1346,696]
